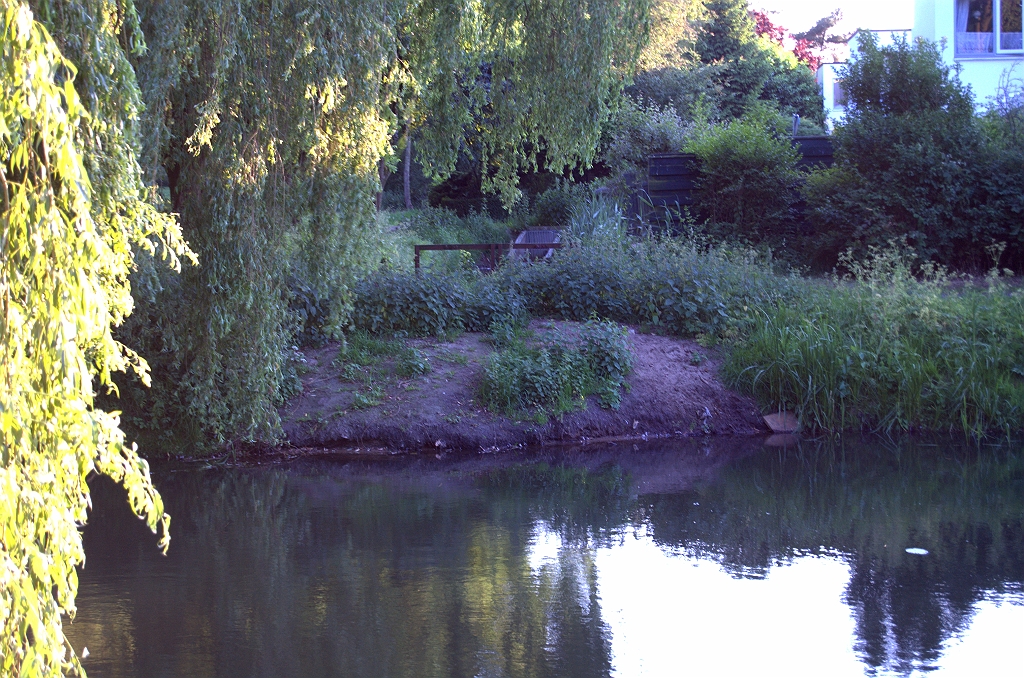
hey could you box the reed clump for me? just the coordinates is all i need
[723,245,1024,436]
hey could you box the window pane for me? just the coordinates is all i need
[834,81,847,108]
[1001,0,1023,50]
[969,0,994,31]
[958,0,994,53]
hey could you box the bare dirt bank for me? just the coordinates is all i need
[279,322,769,452]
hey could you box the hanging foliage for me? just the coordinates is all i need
[119,0,651,449]
[0,0,192,675]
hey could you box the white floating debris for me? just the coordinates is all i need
[905,547,929,555]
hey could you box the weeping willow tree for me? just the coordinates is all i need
[119,0,651,448]
[0,0,645,672]
[1,0,192,675]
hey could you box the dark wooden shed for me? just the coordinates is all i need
[637,136,834,224]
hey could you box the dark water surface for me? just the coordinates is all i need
[67,437,1024,677]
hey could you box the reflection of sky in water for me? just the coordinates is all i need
[66,440,1024,678]
[528,523,1024,677]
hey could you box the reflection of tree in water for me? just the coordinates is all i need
[71,439,1023,677]
[846,520,1023,675]
[73,464,620,678]
[641,438,1024,674]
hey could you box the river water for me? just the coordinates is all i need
[66,436,1024,677]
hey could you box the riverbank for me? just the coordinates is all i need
[279,320,768,452]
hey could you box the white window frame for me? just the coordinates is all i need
[995,0,1024,53]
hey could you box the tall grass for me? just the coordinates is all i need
[723,245,1024,436]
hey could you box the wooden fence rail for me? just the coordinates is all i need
[413,242,562,272]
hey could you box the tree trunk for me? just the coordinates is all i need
[403,130,413,210]
[376,158,391,212]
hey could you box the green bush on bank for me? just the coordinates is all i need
[351,230,793,343]
[351,270,467,336]
[529,183,590,228]
[502,237,793,339]
[803,35,1024,271]
[463,276,529,333]
[685,107,801,248]
[723,245,1024,436]
[480,319,634,414]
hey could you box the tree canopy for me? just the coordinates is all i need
[1,1,191,675]
[106,0,652,450]
[693,0,822,121]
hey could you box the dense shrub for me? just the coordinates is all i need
[803,34,1024,271]
[354,229,792,343]
[481,343,591,415]
[626,66,725,121]
[685,108,801,247]
[479,319,634,414]
[696,0,823,122]
[463,276,529,333]
[351,271,466,336]
[530,183,589,228]
[287,276,334,347]
[496,236,793,339]
[603,100,692,179]
[578,319,635,405]
[506,246,636,323]
[723,245,1024,435]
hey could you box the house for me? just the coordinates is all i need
[819,0,1023,128]
[915,0,1023,99]
[817,30,912,128]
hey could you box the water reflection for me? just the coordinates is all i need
[637,439,1024,674]
[68,437,1024,677]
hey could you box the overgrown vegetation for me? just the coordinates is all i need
[354,221,792,344]
[601,0,826,193]
[351,192,1024,438]
[685,106,801,247]
[108,0,651,451]
[804,35,1024,271]
[479,318,634,415]
[723,244,1024,436]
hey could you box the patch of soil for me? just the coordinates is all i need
[279,321,768,452]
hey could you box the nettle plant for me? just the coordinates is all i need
[351,271,468,337]
[479,319,634,415]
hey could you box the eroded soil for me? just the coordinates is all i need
[279,320,768,452]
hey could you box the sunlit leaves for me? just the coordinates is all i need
[1,2,188,676]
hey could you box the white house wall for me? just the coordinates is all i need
[958,59,1021,104]
[916,0,938,40]
[914,0,1022,106]
[817,63,848,130]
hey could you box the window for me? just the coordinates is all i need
[1003,0,1023,50]
[833,81,848,108]
[956,0,1024,54]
